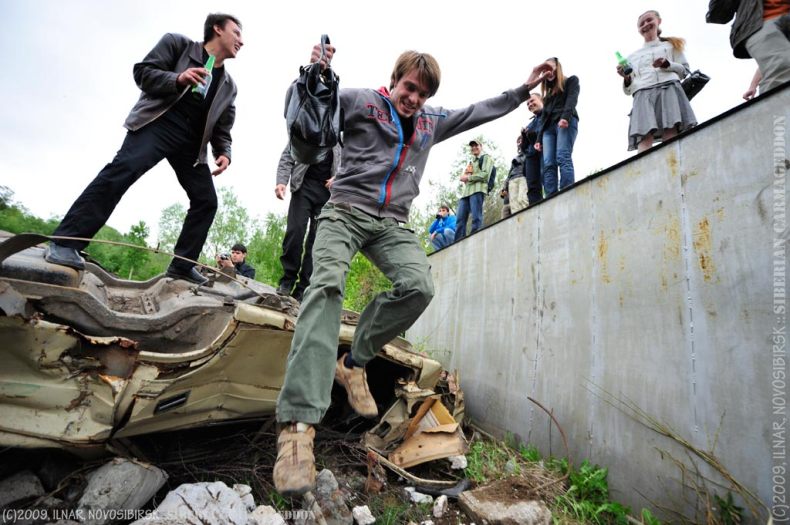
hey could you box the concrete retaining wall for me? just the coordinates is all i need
[408,87,789,521]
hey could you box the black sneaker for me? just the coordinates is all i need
[276,283,292,296]
[166,264,209,286]
[44,243,85,270]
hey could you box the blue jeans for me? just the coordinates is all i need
[455,192,484,242]
[542,117,578,196]
[431,228,455,251]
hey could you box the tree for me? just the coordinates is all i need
[205,187,257,259]
[246,212,287,287]
[157,203,187,254]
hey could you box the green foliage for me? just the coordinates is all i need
[343,253,391,312]
[246,212,287,287]
[205,186,257,258]
[714,492,743,525]
[641,508,662,525]
[464,440,513,483]
[367,492,425,525]
[567,460,610,503]
[156,202,187,254]
[0,186,60,235]
[519,443,542,463]
[554,460,632,525]
[266,490,288,511]
[83,221,158,280]
[545,455,569,474]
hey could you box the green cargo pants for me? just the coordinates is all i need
[276,203,434,424]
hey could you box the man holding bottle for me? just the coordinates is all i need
[45,13,243,286]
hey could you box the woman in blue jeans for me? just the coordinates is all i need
[535,57,580,196]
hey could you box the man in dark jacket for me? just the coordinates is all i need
[275,144,341,302]
[707,0,790,92]
[217,243,255,279]
[273,41,552,498]
[45,13,243,286]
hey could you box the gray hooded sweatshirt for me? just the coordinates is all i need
[323,84,531,223]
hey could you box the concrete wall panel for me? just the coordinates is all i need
[409,88,789,520]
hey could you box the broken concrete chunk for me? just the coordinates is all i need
[132,481,249,525]
[315,468,340,498]
[248,505,287,525]
[432,495,448,518]
[504,458,518,475]
[351,505,375,525]
[0,470,45,508]
[459,489,551,525]
[404,487,434,505]
[310,470,352,525]
[233,483,256,513]
[78,458,167,525]
[448,455,468,469]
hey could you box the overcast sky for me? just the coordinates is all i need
[0,0,756,243]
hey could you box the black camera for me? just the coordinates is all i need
[220,253,230,260]
[435,214,441,219]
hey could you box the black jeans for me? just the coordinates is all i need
[525,153,543,205]
[53,113,217,270]
[279,178,330,295]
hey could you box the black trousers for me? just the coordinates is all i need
[279,178,330,294]
[525,154,544,205]
[53,113,217,270]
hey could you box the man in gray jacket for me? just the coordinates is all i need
[272,42,551,497]
[45,13,243,285]
[275,144,340,301]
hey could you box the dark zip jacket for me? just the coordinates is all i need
[123,33,237,165]
[538,75,580,143]
[706,0,765,58]
[317,85,530,223]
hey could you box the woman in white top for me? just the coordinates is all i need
[618,10,697,152]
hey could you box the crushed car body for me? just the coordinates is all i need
[0,233,447,456]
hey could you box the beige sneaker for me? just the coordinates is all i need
[273,423,316,497]
[334,354,378,418]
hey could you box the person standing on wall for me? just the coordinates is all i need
[534,57,580,197]
[617,10,697,153]
[455,140,492,241]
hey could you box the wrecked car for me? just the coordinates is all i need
[0,232,455,461]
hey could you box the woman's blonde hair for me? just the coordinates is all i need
[540,57,566,99]
[640,10,685,51]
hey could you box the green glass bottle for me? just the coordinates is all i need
[615,51,633,76]
[192,55,215,99]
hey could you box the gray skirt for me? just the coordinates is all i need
[628,80,697,151]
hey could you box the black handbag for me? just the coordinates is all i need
[284,35,342,165]
[681,70,710,101]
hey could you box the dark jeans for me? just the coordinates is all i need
[455,192,484,242]
[279,178,330,295]
[53,113,217,270]
[525,153,544,205]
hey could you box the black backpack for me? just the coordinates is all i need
[284,35,342,165]
[479,155,498,194]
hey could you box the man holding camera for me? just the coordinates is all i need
[216,243,255,278]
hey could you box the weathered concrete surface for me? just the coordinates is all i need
[409,86,789,521]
